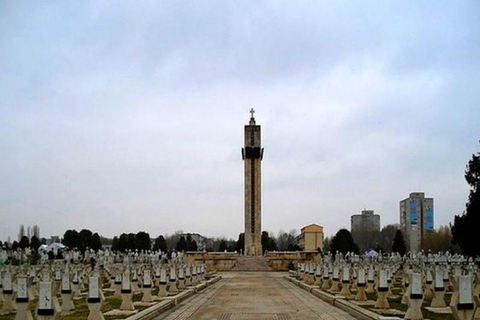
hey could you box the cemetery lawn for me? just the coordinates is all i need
[0,290,152,320]
[348,283,454,320]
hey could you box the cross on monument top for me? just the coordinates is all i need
[250,108,255,118]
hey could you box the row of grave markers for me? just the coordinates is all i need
[1,254,207,320]
[293,252,480,320]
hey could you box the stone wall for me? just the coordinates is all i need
[266,251,321,271]
[185,251,321,272]
[185,252,240,272]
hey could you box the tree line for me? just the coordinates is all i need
[2,147,478,257]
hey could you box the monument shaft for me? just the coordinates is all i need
[242,111,263,256]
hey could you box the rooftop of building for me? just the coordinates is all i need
[300,223,323,233]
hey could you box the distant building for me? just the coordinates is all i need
[400,192,434,253]
[350,210,381,252]
[350,210,381,233]
[46,236,60,245]
[296,224,324,252]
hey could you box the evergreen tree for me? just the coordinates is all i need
[79,229,93,252]
[260,231,278,251]
[111,236,119,251]
[19,235,30,249]
[135,231,151,251]
[90,233,102,252]
[185,234,198,251]
[176,236,187,252]
[127,233,136,251]
[62,229,81,250]
[235,233,245,252]
[218,239,228,252]
[153,235,167,252]
[330,229,359,255]
[391,230,406,255]
[117,233,129,252]
[30,235,42,251]
[452,150,480,256]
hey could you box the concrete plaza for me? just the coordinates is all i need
[158,272,358,320]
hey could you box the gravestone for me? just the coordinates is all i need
[2,269,15,311]
[60,265,74,311]
[430,269,446,307]
[405,272,424,320]
[141,269,153,302]
[355,268,367,301]
[87,276,104,320]
[15,276,33,320]
[37,281,55,320]
[120,268,134,311]
[340,265,352,298]
[374,269,390,309]
[450,275,477,320]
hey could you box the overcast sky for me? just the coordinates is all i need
[1,1,479,242]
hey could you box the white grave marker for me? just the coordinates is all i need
[17,277,28,300]
[38,282,53,314]
[458,276,473,306]
[88,276,100,303]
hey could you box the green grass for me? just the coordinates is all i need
[318,280,455,320]
[0,288,161,320]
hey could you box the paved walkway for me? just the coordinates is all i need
[232,256,273,271]
[157,272,357,320]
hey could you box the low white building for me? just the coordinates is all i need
[39,242,66,255]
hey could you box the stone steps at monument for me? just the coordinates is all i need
[233,256,273,272]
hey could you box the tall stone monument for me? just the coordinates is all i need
[242,108,264,256]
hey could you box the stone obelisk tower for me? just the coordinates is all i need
[242,108,264,256]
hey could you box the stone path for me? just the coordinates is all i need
[156,272,357,320]
[232,256,273,271]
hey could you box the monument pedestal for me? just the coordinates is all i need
[330,279,340,292]
[366,281,375,294]
[114,283,122,298]
[452,305,476,320]
[168,279,178,294]
[87,301,105,320]
[321,277,330,290]
[2,292,15,311]
[72,282,81,298]
[375,290,390,309]
[61,291,75,311]
[340,281,352,298]
[405,296,424,320]
[402,285,409,304]
[131,280,140,293]
[356,285,367,301]
[52,296,62,314]
[120,291,135,311]
[430,289,446,307]
[178,277,186,289]
[15,299,33,320]
[158,282,167,297]
[141,286,153,302]
[425,282,434,301]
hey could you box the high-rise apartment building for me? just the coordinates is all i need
[351,210,381,233]
[399,192,434,252]
[350,209,381,252]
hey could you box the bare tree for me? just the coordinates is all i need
[32,225,40,239]
[18,224,25,242]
